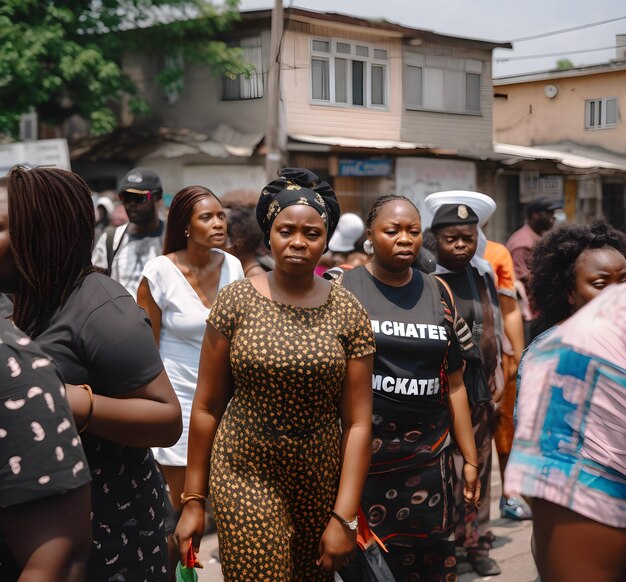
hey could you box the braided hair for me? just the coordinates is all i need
[7,166,97,337]
[163,185,221,254]
[365,194,420,230]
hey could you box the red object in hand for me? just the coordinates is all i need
[185,540,202,568]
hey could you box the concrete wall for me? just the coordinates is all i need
[122,30,271,135]
[493,69,626,154]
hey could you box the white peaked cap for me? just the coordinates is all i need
[424,191,497,228]
[328,212,365,253]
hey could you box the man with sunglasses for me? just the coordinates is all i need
[92,167,165,299]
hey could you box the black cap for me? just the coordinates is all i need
[525,197,562,215]
[118,167,162,195]
[430,203,479,230]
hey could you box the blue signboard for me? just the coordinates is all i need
[338,158,393,177]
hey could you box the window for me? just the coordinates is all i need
[404,55,482,114]
[310,38,388,108]
[585,97,618,129]
[222,36,264,101]
[160,52,184,105]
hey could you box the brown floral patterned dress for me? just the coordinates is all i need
[207,279,375,581]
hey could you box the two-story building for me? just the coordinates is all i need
[280,9,507,224]
[492,39,626,231]
[71,8,511,231]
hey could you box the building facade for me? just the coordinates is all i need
[493,56,626,232]
[70,8,518,237]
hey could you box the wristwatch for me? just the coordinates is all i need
[330,509,359,531]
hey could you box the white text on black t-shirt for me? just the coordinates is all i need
[372,374,440,396]
[371,320,447,341]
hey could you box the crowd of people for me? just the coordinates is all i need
[0,164,624,582]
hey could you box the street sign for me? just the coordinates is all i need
[338,158,393,177]
[0,139,71,174]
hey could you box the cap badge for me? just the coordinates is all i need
[457,204,469,219]
[127,173,143,183]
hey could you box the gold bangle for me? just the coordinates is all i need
[180,493,207,505]
[78,384,94,434]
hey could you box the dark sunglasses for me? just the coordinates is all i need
[119,191,155,204]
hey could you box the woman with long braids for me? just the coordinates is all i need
[342,194,480,582]
[0,166,182,581]
[175,168,375,580]
[137,185,243,570]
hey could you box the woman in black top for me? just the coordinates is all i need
[0,167,182,581]
[342,195,479,582]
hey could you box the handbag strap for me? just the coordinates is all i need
[356,507,388,552]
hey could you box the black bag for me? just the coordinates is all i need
[335,542,396,582]
[334,508,396,582]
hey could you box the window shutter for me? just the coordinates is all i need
[606,97,618,126]
[465,73,481,112]
[405,65,423,108]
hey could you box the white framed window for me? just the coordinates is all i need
[585,97,618,129]
[310,38,388,109]
[404,55,482,115]
[222,36,264,101]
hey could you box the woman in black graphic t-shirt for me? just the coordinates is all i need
[342,195,479,582]
[0,167,182,582]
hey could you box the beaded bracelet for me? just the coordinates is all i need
[180,493,207,505]
[78,384,94,434]
[464,459,479,470]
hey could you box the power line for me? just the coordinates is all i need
[510,15,626,42]
[495,43,626,62]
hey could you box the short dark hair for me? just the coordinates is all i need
[529,220,626,330]
[163,185,221,254]
[227,207,263,256]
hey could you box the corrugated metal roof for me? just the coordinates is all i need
[494,142,626,172]
[494,60,626,85]
[289,133,436,151]
[71,124,263,162]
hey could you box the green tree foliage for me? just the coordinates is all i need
[0,0,249,136]
[556,58,574,70]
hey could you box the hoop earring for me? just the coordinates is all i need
[363,239,374,255]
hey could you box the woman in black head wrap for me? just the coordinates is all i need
[176,169,376,580]
[255,167,340,249]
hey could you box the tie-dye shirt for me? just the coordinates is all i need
[505,285,626,528]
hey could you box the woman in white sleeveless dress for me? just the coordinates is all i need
[137,186,243,567]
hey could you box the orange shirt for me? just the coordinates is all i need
[484,240,516,298]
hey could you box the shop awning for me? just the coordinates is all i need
[494,142,626,172]
[288,133,439,152]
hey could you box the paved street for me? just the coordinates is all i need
[196,447,539,581]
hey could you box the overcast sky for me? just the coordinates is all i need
[236,0,626,77]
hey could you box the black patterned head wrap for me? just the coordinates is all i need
[256,168,340,249]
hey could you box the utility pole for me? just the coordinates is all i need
[265,0,285,182]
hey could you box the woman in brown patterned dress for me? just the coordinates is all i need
[175,169,376,581]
